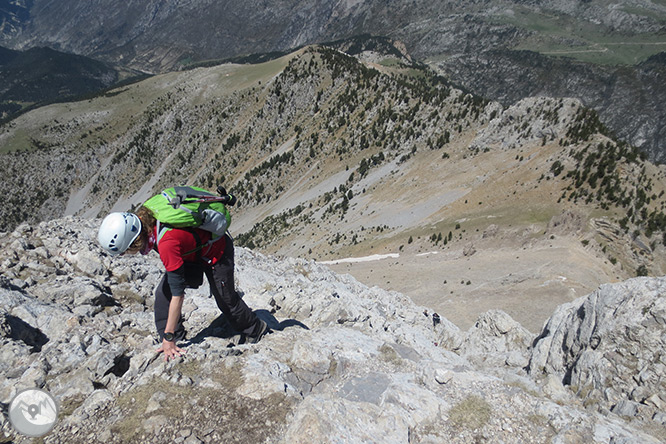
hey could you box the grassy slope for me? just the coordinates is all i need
[487,5,666,65]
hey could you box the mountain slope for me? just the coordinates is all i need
[434,49,666,163]
[0,44,665,330]
[0,45,121,120]
[1,1,665,161]
[3,0,664,71]
[0,217,664,443]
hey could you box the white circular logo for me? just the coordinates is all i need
[8,388,58,437]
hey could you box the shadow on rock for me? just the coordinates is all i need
[187,315,238,344]
[0,313,49,352]
[186,309,309,345]
[254,309,309,332]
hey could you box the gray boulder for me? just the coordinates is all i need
[460,309,532,369]
[529,277,666,422]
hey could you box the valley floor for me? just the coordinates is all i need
[325,234,620,333]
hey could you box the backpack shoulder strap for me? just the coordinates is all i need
[155,221,171,251]
[186,228,203,260]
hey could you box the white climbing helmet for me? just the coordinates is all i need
[98,212,142,255]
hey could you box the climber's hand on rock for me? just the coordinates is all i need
[156,339,185,361]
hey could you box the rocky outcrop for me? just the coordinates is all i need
[437,49,666,163]
[460,310,533,370]
[0,217,664,443]
[547,210,586,236]
[470,96,582,151]
[529,277,666,425]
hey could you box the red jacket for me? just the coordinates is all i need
[155,226,226,271]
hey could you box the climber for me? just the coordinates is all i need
[97,209,269,361]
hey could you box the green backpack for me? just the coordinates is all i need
[143,186,234,244]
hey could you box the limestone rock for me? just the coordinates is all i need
[0,218,663,444]
[470,97,581,151]
[461,309,532,369]
[529,277,666,423]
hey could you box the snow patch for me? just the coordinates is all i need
[319,253,400,265]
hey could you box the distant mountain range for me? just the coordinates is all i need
[436,49,666,163]
[3,0,663,70]
[0,0,664,161]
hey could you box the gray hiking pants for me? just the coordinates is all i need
[154,234,259,341]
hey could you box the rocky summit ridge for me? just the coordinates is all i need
[0,217,665,443]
